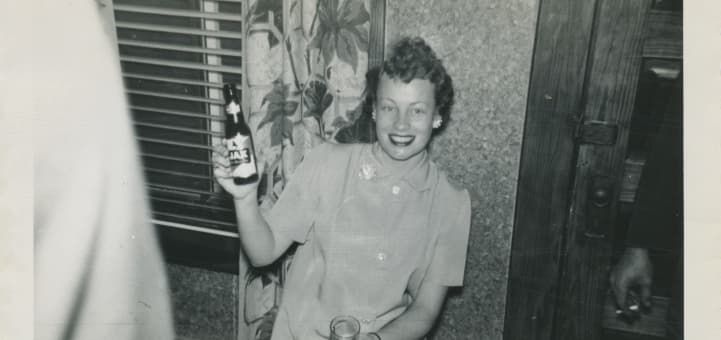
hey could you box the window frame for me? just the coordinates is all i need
[101,0,387,272]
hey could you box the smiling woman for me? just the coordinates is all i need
[369,37,454,163]
[367,39,453,152]
[374,75,439,162]
[212,36,471,340]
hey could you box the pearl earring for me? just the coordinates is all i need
[432,119,442,129]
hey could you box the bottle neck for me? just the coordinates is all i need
[225,104,250,138]
[226,100,242,123]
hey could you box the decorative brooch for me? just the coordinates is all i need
[358,163,377,180]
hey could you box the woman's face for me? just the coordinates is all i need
[374,74,440,162]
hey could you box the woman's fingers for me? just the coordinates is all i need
[212,144,232,180]
[213,142,227,154]
[213,162,232,178]
[212,144,230,168]
[213,154,230,168]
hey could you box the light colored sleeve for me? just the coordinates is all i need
[265,143,331,244]
[32,1,175,339]
[424,189,472,287]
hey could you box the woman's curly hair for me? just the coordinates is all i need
[364,36,455,134]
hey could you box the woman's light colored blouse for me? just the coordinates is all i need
[266,143,471,339]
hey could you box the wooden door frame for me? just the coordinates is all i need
[504,0,661,339]
[553,1,650,338]
[504,0,600,338]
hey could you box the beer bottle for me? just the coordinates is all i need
[223,83,258,184]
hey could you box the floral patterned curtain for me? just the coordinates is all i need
[240,1,375,338]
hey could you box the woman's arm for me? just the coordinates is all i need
[232,196,294,267]
[213,144,293,267]
[368,282,448,340]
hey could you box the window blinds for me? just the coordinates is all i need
[112,0,246,232]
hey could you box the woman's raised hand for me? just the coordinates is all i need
[212,143,261,201]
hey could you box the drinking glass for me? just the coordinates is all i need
[330,315,360,340]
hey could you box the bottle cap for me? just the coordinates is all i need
[223,83,240,104]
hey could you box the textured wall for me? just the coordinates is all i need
[385,0,537,338]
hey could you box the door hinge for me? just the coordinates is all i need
[574,120,618,146]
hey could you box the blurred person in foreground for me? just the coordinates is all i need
[33,1,174,339]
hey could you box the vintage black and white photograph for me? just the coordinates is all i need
[3,0,719,340]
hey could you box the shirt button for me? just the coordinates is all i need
[391,185,400,195]
[376,252,386,261]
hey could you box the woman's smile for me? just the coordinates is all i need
[388,134,416,146]
[374,74,439,164]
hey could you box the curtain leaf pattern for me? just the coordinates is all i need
[241,1,373,338]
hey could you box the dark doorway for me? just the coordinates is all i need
[504,1,683,339]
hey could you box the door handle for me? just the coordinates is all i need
[584,175,615,240]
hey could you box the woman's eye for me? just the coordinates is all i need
[412,108,426,115]
[381,105,394,112]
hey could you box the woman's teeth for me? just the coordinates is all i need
[389,135,415,146]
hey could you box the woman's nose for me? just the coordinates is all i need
[393,111,410,130]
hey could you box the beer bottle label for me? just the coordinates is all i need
[226,134,256,178]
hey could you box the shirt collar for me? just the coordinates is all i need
[358,143,435,192]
